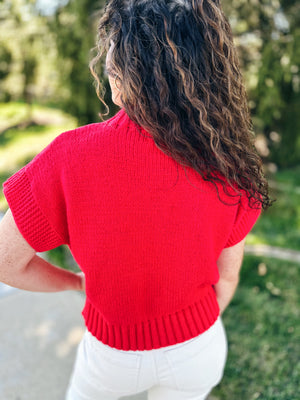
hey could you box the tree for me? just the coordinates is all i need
[223,0,300,168]
[0,0,59,105]
[46,0,108,124]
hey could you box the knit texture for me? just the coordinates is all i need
[3,109,261,350]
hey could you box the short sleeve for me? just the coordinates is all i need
[3,134,70,252]
[225,195,262,248]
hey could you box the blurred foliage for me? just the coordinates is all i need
[0,0,299,164]
[223,0,300,168]
[0,0,110,124]
[0,0,66,105]
[46,0,105,124]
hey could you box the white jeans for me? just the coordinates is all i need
[66,317,227,400]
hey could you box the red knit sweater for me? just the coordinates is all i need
[3,109,261,350]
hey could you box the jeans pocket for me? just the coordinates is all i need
[164,319,228,391]
[77,331,142,395]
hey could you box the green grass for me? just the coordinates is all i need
[274,165,300,187]
[0,102,31,130]
[0,101,77,133]
[246,167,300,250]
[211,255,299,400]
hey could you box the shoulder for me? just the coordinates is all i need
[57,108,130,148]
[31,109,128,164]
[23,109,144,181]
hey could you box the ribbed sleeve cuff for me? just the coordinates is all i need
[225,206,261,247]
[3,168,65,252]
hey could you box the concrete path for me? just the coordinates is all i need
[0,288,85,400]
[245,244,300,263]
[0,287,147,400]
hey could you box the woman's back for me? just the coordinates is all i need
[4,108,261,350]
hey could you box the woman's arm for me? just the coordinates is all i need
[214,238,246,314]
[0,209,85,292]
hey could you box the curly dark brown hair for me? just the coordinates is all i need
[90,0,272,209]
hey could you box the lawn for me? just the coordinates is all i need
[246,166,300,251]
[211,255,299,400]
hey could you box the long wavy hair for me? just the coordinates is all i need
[90,0,272,209]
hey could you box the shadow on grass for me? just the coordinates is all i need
[0,123,52,146]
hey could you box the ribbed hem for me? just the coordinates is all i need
[82,286,219,351]
[3,168,64,252]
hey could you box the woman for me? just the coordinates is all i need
[0,1,271,399]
